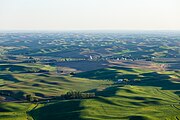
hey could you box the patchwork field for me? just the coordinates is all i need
[0,32,180,120]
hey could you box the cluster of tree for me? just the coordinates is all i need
[26,94,39,102]
[61,91,95,100]
[22,57,37,63]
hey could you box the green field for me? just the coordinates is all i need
[30,85,180,120]
[0,29,180,120]
[1,65,179,120]
[29,67,180,120]
[0,102,35,120]
[0,64,111,99]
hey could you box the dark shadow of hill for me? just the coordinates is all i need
[138,72,180,91]
[0,74,20,84]
[128,115,151,120]
[74,67,139,81]
[0,90,26,100]
[0,65,29,72]
[0,64,45,73]
[85,85,119,97]
[96,86,119,97]
[29,100,84,120]
[77,67,180,96]
[175,91,180,96]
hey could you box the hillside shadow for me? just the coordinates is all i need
[0,90,26,99]
[138,72,180,91]
[75,65,180,106]
[85,85,119,97]
[128,115,151,120]
[39,80,59,85]
[0,64,46,73]
[79,67,180,96]
[0,65,27,72]
[0,74,20,84]
[96,86,119,97]
[75,67,139,81]
[29,100,84,120]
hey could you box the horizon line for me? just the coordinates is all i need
[1,29,180,32]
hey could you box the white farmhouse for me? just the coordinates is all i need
[116,79,123,83]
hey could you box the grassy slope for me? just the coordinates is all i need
[0,102,35,120]
[30,67,180,120]
[30,85,180,120]
[0,74,111,99]
[1,66,180,120]
[0,64,111,99]
[80,86,180,120]
[0,64,111,120]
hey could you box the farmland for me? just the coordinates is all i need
[0,31,180,120]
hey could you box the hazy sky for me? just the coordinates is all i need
[0,0,180,30]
